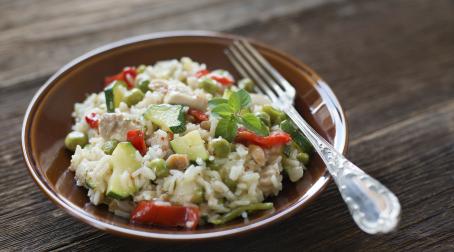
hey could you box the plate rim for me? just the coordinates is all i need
[21,30,349,241]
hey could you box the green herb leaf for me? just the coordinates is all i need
[215,116,238,142]
[211,103,235,118]
[228,89,251,112]
[228,91,242,112]
[240,113,269,136]
[208,98,228,108]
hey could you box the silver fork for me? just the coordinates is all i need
[225,40,401,234]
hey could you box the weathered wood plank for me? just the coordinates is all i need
[0,0,337,88]
[0,0,453,250]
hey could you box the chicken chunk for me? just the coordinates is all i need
[163,91,208,111]
[99,113,141,141]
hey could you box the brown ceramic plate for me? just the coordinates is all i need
[21,31,348,240]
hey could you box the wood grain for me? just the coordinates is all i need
[1,0,453,251]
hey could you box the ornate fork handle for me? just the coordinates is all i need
[285,106,401,234]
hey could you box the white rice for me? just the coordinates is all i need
[67,57,307,223]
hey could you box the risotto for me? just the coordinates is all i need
[65,57,312,229]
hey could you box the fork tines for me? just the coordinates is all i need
[225,40,296,102]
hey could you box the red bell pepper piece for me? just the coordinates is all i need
[194,69,209,78]
[210,74,233,86]
[168,132,174,141]
[188,108,209,123]
[235,129,291,148]
[126,129,147,156]
[104,67,137,89]
[84,112,99,129]
[131,201,200,229]
[122,67,137,88]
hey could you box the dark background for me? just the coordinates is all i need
[1,0,453,251]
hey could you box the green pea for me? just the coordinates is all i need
[137,80,150,93]
[297,152,310,165]
[238,78,255,92]
[210,138,231,158]
[199,77,221,95]
[262,105,286,125]
[192,187,204,204]
[101,140,119,155]
[148,158,168,178]
[124,88,144,106]
[64,131,88,151]
[254,112,271,127]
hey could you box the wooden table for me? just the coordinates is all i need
[1,0,453,250]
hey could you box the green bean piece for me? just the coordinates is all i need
[262,105,286,125]
[221,168,237,191]
[137,79,150,93]
[124,88,145,106]
[210,138,231,158]
[199,77,221,95]
[297,152,310,165]
[148,158,169,178]
[64,131,88,151]
[101,140,119,155]
[192,187,205,204]
[254,112,271,127]
[211,202,274,225]
[207,160,223,170]
[238,78,255,92]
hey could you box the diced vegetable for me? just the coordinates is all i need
[147,158,168,178]
[297,152,310,165]
[143,104,186,133]
[254,112,271,127]
[104,80,128,112]
[104,67,137,89]
[126,129,147,156]
[137,79,150,93]
[124,88,144,106]
[238,78,255,92]
[188,108,209,123]
[262,105,286,125]
[64,131,88,151]
[210,203,273,225]
[235,129,291,148]
[170,130,209,161]
[85,112,99,128]
[101,139,119,155]
[209,138,231,158]
[280,120,313,154]
[130,201,200,229]
[106,142,142,199]
[194,69,209,78]
[198,77,222,95]
[209,70,234,86]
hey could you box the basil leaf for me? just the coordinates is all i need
[228,91,242,112]
[236,89,252,109]
[211,103,235,118]
[215,116,238,142]
[240,113,269,136]
[208,98,228,108]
